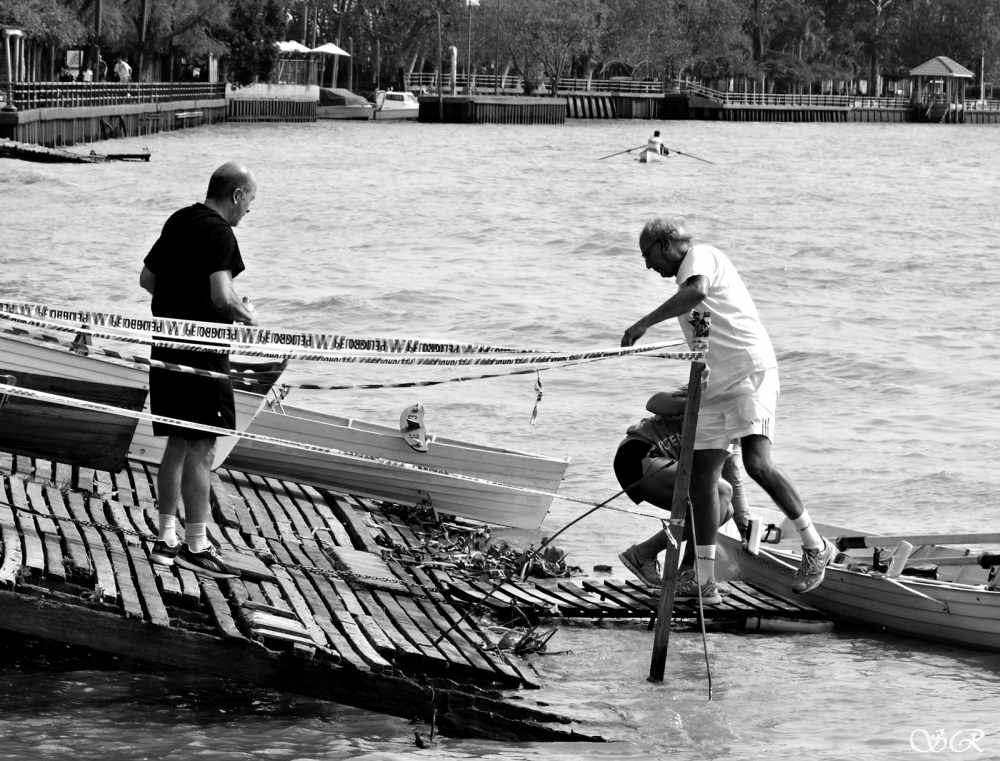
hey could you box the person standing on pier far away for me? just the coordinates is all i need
[139,161,259,579]
[621,217,833,598]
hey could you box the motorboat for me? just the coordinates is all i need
[372,90,420,120]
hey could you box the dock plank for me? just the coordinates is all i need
[227,470,280,540]
[216,470,258,536]
[44,487,91,576]
[89,496,143,618]
[24,480,64,580]
[0,482,23,583]
[9,476,44,574]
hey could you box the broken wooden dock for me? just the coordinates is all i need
[0,446,830,739]
[0,451,604,741]
[0,138,150,163]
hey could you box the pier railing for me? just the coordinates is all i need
[0,82,225,110]
[405,72,665,94]
[678,81,912,109]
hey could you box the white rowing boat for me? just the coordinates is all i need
[0,332,270,469]
[717,506,1000,651]
[225,400,570,530]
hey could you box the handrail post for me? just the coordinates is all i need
[649,315,710,682]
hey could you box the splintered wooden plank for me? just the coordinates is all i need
[128,460,156,507]
[245,474,296,542]
[75,466,97,494]
[44,487,91,576]
[94,469,116,500]
[579,580,650,615]
[321,544,410,594]
[264,477,314,539]
[215,470,257,536]
[200,578,246,640]
[280,547,392,670]
[152,561,182,598]
[289,482,352,546]
[109,468,155,536]
[104,499,143,547]
[226,470,279,541]
[563,581,630,616]
[127,545,170,626]
[269,565,328,648]
[209,471,240,528]
[0,451,12,475]
[8,477,44,574]
[351,587,425,662]
[369,589,453,668]
[0,479,23,583]
[317,491,381,553]
[391,593,476,669]
[408,583,508,679]
[89,497,143,618]
[206,523,273,581]
[296,540,397,660]
[54,462,73,487]
[25,481,64,580]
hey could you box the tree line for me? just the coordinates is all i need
[2,0,998,96]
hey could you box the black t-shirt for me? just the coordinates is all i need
[143,203,245,324]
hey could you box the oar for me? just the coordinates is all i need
[597,144,646,161]
[837,532,1000,551]
[906,551,1000,569]
[663,146,714,164]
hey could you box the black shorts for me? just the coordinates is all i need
[614,439,656,504]
[149,347,235,439]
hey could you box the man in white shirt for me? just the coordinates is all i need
[115,58,132,83]
[621,217,833,599]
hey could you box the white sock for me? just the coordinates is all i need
[158,514,178,546]
[186,522,208,553]
[695,545,716,582]
[793,513,824,549]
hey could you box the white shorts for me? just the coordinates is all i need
[694,368,779,450]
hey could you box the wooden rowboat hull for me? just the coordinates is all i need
[0,334,268,470]
[717,507,1000,651]
[226,401,570,530]
[0,367,146,471]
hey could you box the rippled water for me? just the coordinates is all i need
[2,118,1000,759]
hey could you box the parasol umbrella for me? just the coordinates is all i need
[277,40,311,54]
[311,42,351,57]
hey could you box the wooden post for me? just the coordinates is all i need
[437,12,443,122]
[648,314,710,682]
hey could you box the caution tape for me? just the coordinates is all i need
[0,300,547,355]
[0,381,668,520]
[0,323,696,395]
[0,309,703,367]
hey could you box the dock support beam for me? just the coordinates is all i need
[649,316,709,681]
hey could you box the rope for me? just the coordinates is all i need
[687,499,714,700]
[0,381,676,521]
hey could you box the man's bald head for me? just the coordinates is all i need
[206,162,257,202]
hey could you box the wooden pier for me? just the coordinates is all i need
[0,451,604,741]
[0,440,831,738]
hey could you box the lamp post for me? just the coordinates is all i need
[465,0,479,94]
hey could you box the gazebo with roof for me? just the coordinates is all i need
[909,56,974,122]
